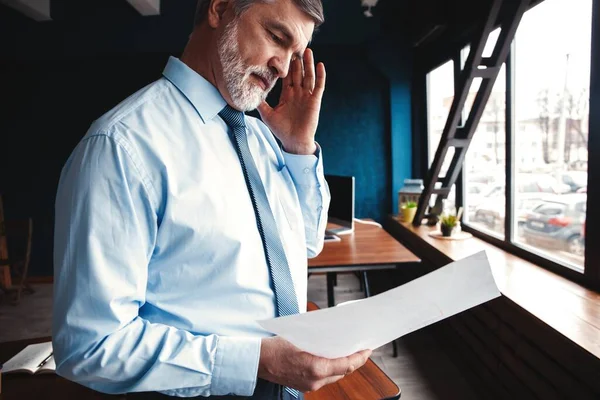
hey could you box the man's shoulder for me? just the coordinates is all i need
[86,78,172,138]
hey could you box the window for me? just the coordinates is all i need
[427,60,454,170]
[513,0,591,272]
[464,29,506,238]
[464,65,506,237]
[423,0,594,280]
[427,60,457,209]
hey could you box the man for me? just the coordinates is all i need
[52,0,371,398]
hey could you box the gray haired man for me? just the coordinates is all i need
[52,0,371,398]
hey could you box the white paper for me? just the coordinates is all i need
[258,250,500,358]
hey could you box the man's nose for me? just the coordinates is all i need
[268,55,292,79]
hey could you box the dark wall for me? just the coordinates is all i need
[310,46,392,222]
[0,3,412,277]
[0,55,171,277]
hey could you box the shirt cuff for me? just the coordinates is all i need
[283,143,323,188]
[211,336,261,396]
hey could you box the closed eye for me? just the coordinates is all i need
[268,30,284,45]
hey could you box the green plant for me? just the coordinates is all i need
[405,201,417,209]
[440,214,458,227]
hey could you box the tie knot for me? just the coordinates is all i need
[219,105,246,128]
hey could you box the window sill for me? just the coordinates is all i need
[386,215,600,360]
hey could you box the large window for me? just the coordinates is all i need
[424,0,593,278]
[512,0,591,271]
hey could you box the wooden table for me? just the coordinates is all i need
[309,222,421,307]
[0,319,400,399]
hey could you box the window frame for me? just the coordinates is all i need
[417,0,600,290]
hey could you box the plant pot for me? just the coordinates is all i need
[402,207,417,223]
[440,224,454,237]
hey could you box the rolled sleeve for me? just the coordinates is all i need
[211,336,261,396]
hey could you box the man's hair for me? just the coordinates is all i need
[193,0,324,27]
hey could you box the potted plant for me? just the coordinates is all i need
[440,214,458,237]
[401,201,418,223]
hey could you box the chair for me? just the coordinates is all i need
[0,216,35,305]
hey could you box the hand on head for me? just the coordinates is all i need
[257,47,326,155]
[258,336,372,393]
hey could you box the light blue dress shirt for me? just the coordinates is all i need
[52,56,330,397]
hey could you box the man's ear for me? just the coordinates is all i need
[207,0,231,29]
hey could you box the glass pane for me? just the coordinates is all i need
[462,29,501,119]
[429,184,457,217]
[427,60,454,168]
[464,63,507,238]
[513,0,591,272]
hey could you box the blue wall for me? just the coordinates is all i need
[0,3,412,277]
[311,46,391,221]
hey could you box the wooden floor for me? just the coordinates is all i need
[1,274,480,399]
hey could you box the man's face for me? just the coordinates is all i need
[217,0,315,111]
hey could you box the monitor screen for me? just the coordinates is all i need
[325,174,355,230]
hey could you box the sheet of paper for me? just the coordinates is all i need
[258,250,500,358]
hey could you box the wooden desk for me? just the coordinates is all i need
[0,323,400,400]
[309,222,420,306]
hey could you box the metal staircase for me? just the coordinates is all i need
[413,0,530,226]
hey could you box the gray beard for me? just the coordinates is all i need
[218,20,275,112]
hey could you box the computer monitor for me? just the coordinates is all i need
[325,174,355,235]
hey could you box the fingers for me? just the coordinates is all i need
[302,350,371,392]
[303,48,315,92]
[305,375,345,393]
[291,56,303,88]
[313,62,326,99]
[282,59,293,88]
[257,337,371,394]
[320,349,372,377]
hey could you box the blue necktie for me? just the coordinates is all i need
[219,105,300,398]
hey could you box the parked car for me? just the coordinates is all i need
[559,171,587,193]
[515,173,570,194]
[521,194,586,257]
[472,192,550,233]
[470,173,573,232]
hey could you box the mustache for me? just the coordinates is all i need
[247,67,277,90]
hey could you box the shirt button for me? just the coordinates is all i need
[303,167,310,174]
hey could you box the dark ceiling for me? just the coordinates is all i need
[0,0,537,59]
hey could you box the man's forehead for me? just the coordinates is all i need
[251,0,315,43]
[267,19,313,46]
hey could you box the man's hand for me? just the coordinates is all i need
[257,48,325,155]
[258,336,372,393]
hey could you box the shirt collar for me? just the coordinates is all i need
[162,56,226,124]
